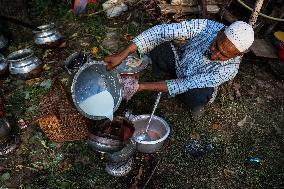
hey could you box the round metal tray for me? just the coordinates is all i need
[116,52,150,75]
[71,61,122,120]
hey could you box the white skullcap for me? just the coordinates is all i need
[224,21,254,52]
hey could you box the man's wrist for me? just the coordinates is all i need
[137,83,144,92]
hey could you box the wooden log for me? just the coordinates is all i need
[158,4,220,14]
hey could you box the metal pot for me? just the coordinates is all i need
[7,48,43,80]
[0,34,8,52]
[107,138,136,162]
[87,134,124,153]
[0,54,9,78]
[33,23,63,48]
[64,52,91,75]
[0,118,11,140]
[132,115,170,153]
[105,157,133,177]
[71,61,122,120]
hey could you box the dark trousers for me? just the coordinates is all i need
[149,42,214,112]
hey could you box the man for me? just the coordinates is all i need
[104,19,254,117]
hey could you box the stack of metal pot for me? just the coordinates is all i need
[87,117,136,177]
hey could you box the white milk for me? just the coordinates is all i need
[79,90,114,120]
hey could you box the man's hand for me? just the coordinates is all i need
[103,43,138,71]
[104,53,124,71]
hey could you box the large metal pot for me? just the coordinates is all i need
[71,61,122,120]
[132,115,170,153]
[0,34,8,52]
[7,48,43,80]
[33,23,62,48]
[0,54,9,78]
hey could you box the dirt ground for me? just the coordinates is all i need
[0,1,283,189]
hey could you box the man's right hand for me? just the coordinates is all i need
[103,43,138,71]
[104,53,124,71]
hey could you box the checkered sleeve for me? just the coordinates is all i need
[166,61,240,96]
[132,19,214,54]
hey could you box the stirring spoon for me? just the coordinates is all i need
[137,92,162,141]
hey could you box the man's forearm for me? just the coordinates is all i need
[119,43,138,60]
[138,81,168,93]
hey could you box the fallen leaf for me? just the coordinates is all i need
[91,46,99,57]
[190,129,200,140]
[237,116,247,127]
[70,33,78,38]
[25,78,41,86]
[42,49,52,59]
[256,97,264,104]
[233,83,241,97]
[40,79,52,89]
[1,172,10,181]
[80,42,90,47]
[130,166,143,189]
[59,42,67,48]
[212,123,221,130]
[24,91,30,100]
[43,64,51,71]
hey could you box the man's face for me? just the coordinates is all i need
[209,30,241,61]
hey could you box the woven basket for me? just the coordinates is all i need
[36,80,90,142]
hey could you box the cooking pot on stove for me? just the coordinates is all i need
[33,23,63,48]
[8,48,43,80]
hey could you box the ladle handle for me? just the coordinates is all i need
[145,92,162,131]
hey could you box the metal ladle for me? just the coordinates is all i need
[136,92,162,141]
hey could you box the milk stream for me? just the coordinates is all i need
[79,90,114,120]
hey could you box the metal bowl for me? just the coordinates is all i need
[71,61,122,120]
[132,115,170,153]
[0,54,9,78]
[87,134,124,153]
[0,34,8,52]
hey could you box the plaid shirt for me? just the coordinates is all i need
[132,19,241,96]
